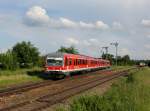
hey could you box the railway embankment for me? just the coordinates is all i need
[56,67,150,111]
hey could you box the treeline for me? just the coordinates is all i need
[0,41,149,70]
[102,53,146,66]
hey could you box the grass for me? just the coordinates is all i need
[0,67,44,88]
[0,67,42,76]
[57,67,150,111]
[111,65,133,70]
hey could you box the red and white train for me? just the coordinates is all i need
[45,52,111,76]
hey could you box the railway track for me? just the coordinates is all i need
[0,67,138,111]
[0,68,121,97]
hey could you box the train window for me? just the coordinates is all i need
[83,60,85,65]
[78,59,80,65]
[65,58,68,66]
[76,59,78,65]
[74,59,76,65]
[80,59,83,64]
[69,59,72,65]
[80,59,82,64]
[47,59,63,66]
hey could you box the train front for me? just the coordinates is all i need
[45,52,64,75]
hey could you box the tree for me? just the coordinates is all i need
[12,41,39,67]
[102,53,114,64]
[37,56,45,67]
[57,46,79,54]
[122,55,130,65]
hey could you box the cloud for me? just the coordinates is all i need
[25,6,50,26]
[112,22,123,30]
[79,21,95,28]
[141,19,150,27]
[66,37,79,45]
[59,18,78,28]
[79,21,109,29]
[83,38,100,46]
[95,21,109,29]
[24,6,110,30]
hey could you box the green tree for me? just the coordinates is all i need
[102,53,114,64]
[38,56,45,67]
[12,41,39,67]
[122,55,130,65]
[57,46,79,54]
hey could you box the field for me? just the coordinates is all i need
[57,67,150,111]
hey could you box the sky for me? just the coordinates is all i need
[0,0,150,59]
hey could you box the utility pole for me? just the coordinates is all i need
[102,47,109,60]
[110,42,119,66]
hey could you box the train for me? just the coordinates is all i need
[45,52,111,77]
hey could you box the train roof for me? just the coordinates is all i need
[47,52,94,58]
[46,52,110,62]
[46,52,64,58]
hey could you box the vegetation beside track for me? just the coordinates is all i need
[0,67,43,88]
[57,67,150,111]
[111,65,132,70]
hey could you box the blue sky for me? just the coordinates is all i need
[0,0,150,59]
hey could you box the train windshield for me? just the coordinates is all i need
[47,58,63,66]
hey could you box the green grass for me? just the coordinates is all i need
[57,67,150,111]
[0,67,42,76]
[0,67,44,88]
[111,65,133,70]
